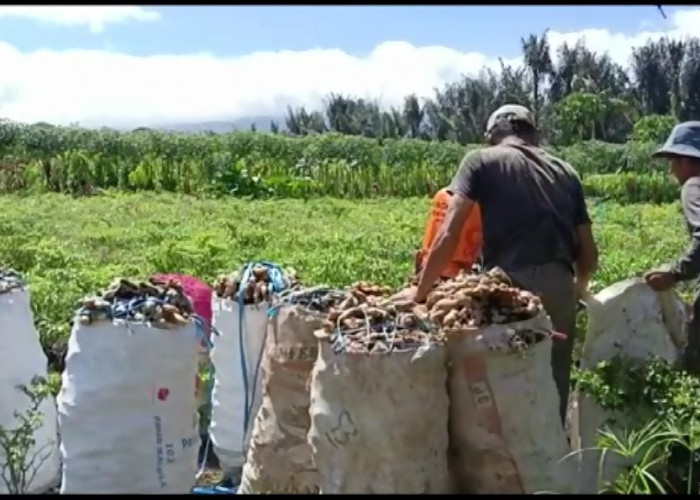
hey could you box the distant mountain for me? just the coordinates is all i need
[158,115,285,134]
[2,115,287,134]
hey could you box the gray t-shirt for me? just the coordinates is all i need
[448,143,591,273]
[671,176,700,282]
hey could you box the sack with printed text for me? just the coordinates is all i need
[307,282,452,494]
[238,287,346,494]
[426,268,576,494]
[57,277,203,494]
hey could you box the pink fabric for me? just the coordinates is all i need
[153,273,213,336]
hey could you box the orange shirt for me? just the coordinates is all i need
[418,188,483,278]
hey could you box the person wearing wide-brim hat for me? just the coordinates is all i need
[644,121,700,372]
[410,104,599,425]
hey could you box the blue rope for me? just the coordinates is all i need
[234,261,287,446]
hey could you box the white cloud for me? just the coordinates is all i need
[0,6,160,33]
[0,8,699,128]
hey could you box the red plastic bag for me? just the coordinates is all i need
[153,273,212,341]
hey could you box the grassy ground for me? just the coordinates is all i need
[0,191,693,356]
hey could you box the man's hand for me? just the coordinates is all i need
[644,270,676,292]
[574,276,591,302]
[392,285,429,304]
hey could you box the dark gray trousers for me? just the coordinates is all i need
[505,262,577,425]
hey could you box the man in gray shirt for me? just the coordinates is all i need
[645,122,700,374]
[413,104,599,423]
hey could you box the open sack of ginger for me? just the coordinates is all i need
[429,268,577,494]
[208,262,299,478]
[308,282,452,494]
[238,285,347,495]
[59,277,202,494]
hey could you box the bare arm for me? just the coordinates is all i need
[415,194,475,302]
[571,175,598,297]
[575,223,598,296]
[414,150,482,302]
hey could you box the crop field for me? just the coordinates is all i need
[0,124,681,202]
[3,124,700,493]
[0,191,691,366]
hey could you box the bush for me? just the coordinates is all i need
[0,122,672,199]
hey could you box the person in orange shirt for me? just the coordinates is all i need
[414,187,483,279]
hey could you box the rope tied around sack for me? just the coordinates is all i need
[235,262,291,451]
[73,278,218,349]
[0,266,26,295]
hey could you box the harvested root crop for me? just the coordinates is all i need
[404,263,480,288]
[213,266,300,304]
[427,267,543,327]
[77,277,194,329]
[0,265,25,295]
[320,282,436,354]
[426,268,548,349]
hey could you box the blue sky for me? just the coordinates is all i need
[0,6,677,57]
[0,5,695,128]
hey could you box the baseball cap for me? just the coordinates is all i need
[485,104,536,133]
[652,121,700,161]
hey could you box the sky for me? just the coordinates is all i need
[0,5,698,129]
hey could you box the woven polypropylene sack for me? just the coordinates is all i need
[152,274,213,413]
[57,320,201,494]
[209,300,269,473]
[238,304,322,494]
[308,341,452,494]
[448,314,577,494]
[577,279,685,494]
[0,287,61,494]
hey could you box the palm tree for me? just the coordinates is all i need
[521,30,553,125]
[631,41,671,115]
[402,94,424,139]
[663,38,685,119]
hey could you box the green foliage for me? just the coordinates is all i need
[554,92,606,144]
[573,358,700,494]
[589,419,688,494]
[0,192,691,362]
[573,356,700,424]
[630,115,677,144]
[584,173,679,204]
[0,376,54,494]
[0,122,676,200]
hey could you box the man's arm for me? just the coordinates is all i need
[575,223,598,297]
[671,181,700,282]
[571,176,598,297]
[414,150,482,302]
[415,194,475,302]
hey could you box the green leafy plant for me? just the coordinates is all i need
[630,115,677,144]
[593,419,675,494]
[0,376,55,494]
[0,121,676,199]
[573,357,700,494]
[572,356,700,424]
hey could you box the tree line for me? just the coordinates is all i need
[272,33,700,146]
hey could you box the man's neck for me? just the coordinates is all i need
[498,136,529,147]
